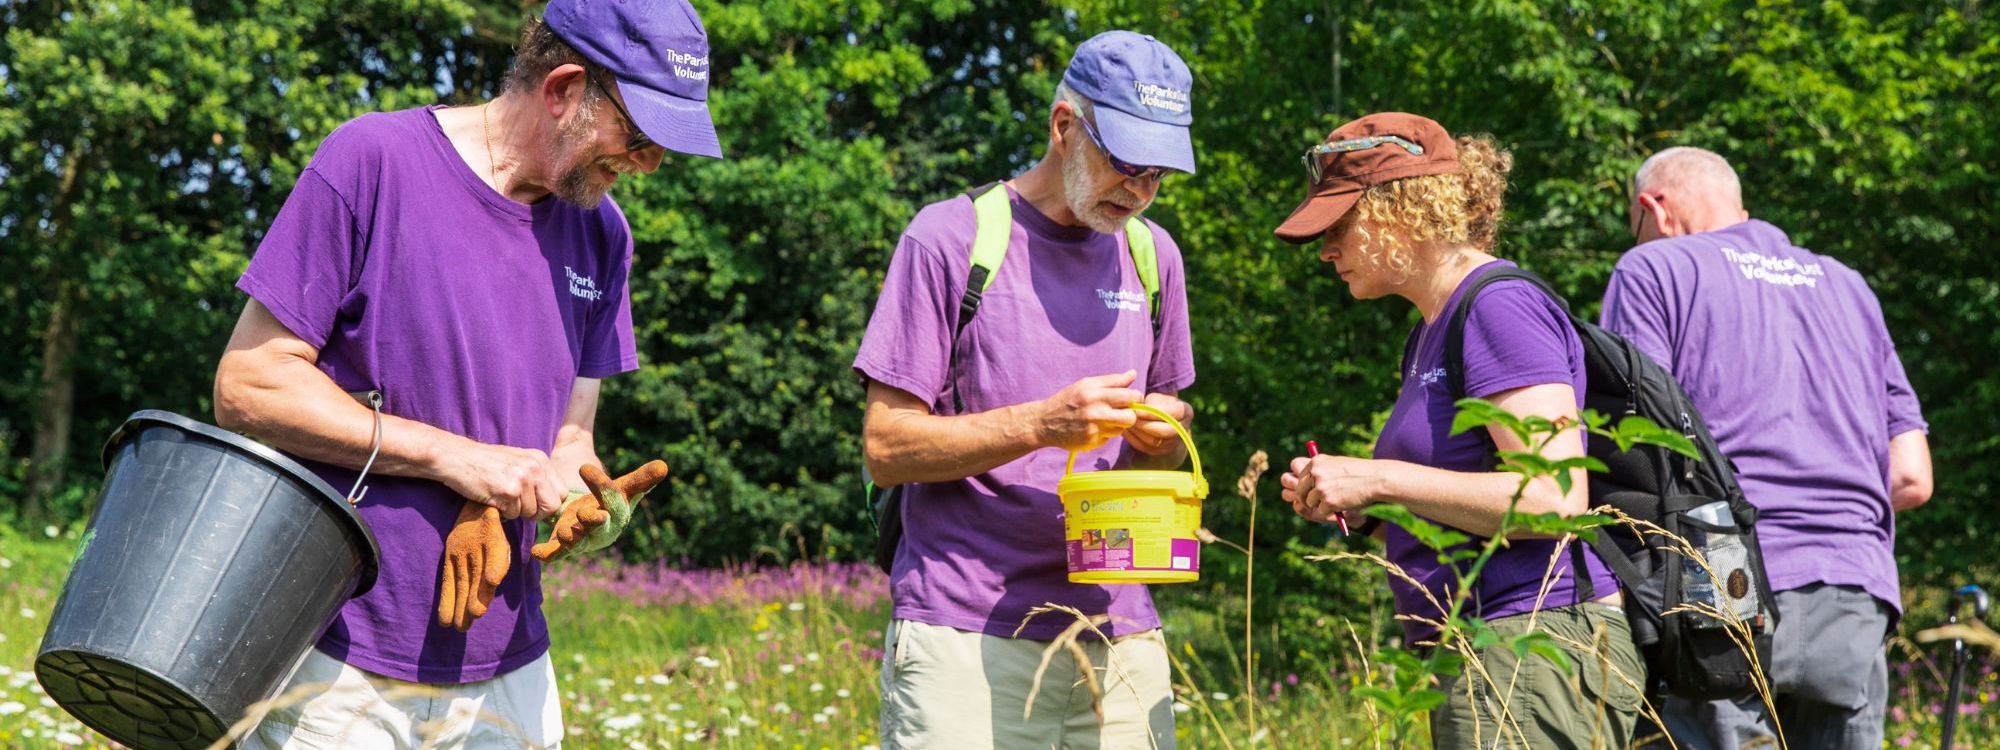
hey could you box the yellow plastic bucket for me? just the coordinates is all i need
[1059,404,1209,584]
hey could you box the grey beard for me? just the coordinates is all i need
[547,107,613,208]
[1062,151,1142,234]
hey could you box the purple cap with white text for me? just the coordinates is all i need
[546,0,724,158]
[1061,30,1197,174]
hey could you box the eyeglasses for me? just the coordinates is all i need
[1076,114,1169,182]
[586,74,656,153]
[1302,134,1425,185]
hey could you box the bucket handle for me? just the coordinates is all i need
[346,389,383,505]
[1065,403,1207,498]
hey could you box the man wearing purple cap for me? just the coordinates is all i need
[855,30,1197,749]
[213,0,722,746]
[1602,147,1932,749]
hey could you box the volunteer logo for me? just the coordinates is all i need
[1721,246,1824,288]
[564,266,604,302]
[1134,82,1189,114]
[1095,288,1146,313]
[666,48,709,82]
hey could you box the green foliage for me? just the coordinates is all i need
[0,0,521,519]
[1,0,1994,679]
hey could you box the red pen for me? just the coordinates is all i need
[1306,440,1351,536]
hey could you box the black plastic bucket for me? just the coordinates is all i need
[35,410,380,749]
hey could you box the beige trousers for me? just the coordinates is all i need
[236,648,563,750]
[878,619,1176,750]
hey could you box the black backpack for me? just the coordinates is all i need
[1439,266,1779,702]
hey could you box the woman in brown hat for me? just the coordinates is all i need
[1273,112,1644,749]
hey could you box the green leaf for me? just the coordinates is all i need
[1365,504,1469,552]
[1406,688,1449,713]
[1497,450,1560,476]
[1510,631,1576,676]
[1451,398,1526,442]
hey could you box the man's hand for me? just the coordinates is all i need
[1280,454,1386,524]
[437,502,510,632]
[1125,392,1193,456]
[531,460,668,563]
[1034,371,1143,452]
[434,439,568,519]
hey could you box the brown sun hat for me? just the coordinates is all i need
[1272,112,1461,244]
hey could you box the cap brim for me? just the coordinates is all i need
[1093,105,1197,174]
[1272,189,1361,244]
[619,76,724,159]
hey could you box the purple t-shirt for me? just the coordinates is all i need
[236,106,639,683]
[1373,260,1621,644]
[853,186,1196,640]
[1600,219,1924,612]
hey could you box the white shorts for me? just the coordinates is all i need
[878,619,1176,750]
[236,648,563,750]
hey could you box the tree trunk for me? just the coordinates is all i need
[25,283,78,520]
[24,141,89,522]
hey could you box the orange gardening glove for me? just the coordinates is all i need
[437,502,511,631]
[530,459,668,563]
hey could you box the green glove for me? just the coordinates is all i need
[531,460,667,563]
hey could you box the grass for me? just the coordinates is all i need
[1,525,1995,749]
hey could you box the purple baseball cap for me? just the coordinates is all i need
[1061,30,1196,174]
[545,0,723,159]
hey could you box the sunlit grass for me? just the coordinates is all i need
[0,528,1992,749]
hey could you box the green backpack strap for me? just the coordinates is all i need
[961,183,1013,336]
[947,183,1012,414]
[1124,216,1161,327]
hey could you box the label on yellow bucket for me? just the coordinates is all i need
[1064,494,1201,575]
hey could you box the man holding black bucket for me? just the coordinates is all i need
[1603,147,1933,749]
[855,31,1198,749]
[211,0,720,746]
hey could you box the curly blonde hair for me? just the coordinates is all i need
[1335,135,1513,280]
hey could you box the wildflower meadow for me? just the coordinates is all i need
[1,519,1993,749]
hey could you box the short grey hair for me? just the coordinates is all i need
[1634,146,1742,206]
[1053,81,1095,121]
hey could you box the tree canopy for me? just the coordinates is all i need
[3,0,1994,659]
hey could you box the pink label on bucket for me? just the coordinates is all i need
[1066,537,1201,573]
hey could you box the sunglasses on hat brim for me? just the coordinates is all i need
[1302,134,1424,185]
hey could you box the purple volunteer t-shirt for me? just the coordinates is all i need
[1600,219,1924,612]
[853,185,1196,640]
[1373,260,1621,644]
[237,106,639,683]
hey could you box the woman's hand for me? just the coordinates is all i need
[1281,454,1388,523]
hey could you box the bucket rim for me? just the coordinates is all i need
[103,409,382,597]
[1058,469,1203,497]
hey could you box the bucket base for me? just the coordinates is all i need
[1068,571,1199,584]
[35,649,228,750]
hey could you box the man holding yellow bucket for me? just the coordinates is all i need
[855,30,1200,750]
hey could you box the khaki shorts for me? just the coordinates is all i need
[236,648,564,750]
[879,619,1176,750]
[1431,603,1645,750]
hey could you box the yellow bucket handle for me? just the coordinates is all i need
[1065,403,1207,498]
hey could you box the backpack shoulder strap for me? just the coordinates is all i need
[1124,217,1162,329]
[1442,266,1570,400]
[1438,267,1600,604]
[960,182,1013,339]
[946,182,1015,415]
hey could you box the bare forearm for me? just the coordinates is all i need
[1888,429,1933,512]
[864,402,1045,486]
[1375,460,1583,539]
[215,350,464,482]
